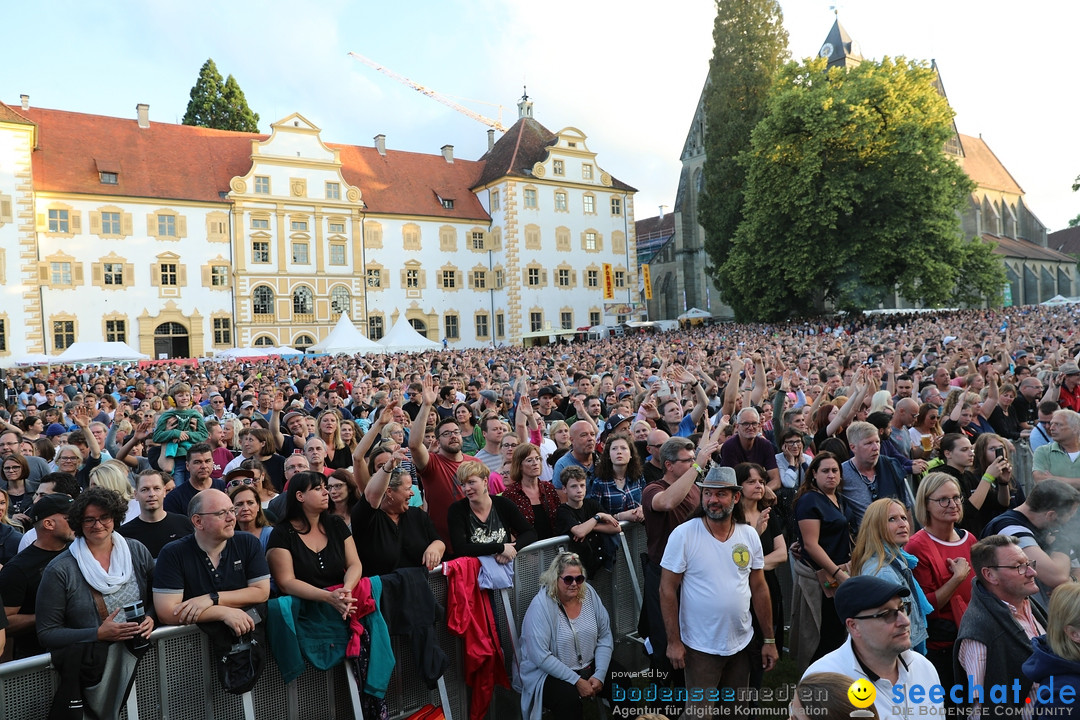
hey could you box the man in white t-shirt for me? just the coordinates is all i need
[660,465,776,715]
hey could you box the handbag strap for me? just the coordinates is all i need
[90,588,109,622]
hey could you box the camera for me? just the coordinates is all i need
[994,446,1005,460]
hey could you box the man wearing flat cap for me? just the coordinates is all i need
[1051,361,1080,413]
[660,465,776,715]
[803,575,940,718]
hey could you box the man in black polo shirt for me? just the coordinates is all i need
[162,443,223,514]
[154,489,270,634]
[119,470,193,557]
[0,493,74,658]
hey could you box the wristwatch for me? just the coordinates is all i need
[209,591,220,606]
[593,514,602,523]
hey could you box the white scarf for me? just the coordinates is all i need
[71,532,133,595]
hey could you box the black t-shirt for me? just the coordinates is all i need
[267,515,352,588]
[119,513,194,557]
[0,543,66,658]
[554,498,602,536]
[163,478,226,515]
[261,453,287,493]
[154,532,270,598]
[793,490,851,569]
[351,499,441,577]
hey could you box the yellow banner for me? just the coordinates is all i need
[642,263,653,300]
[602,263,615,300]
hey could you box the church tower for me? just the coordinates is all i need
[817,17,863,70]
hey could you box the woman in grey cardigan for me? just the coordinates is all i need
[515,552,613,720]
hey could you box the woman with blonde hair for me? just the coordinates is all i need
[517,552,613,720]
[850,498,933,653]
[1023,583,1080,714]
[317,410,351,469]
[89,459,139,522]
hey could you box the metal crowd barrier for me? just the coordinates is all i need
[1013,439,1034,496]
[0,523,648,720]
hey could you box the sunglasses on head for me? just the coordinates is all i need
[560,574,586,586]
[226,477,256,489]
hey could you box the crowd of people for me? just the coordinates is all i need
[2,304,1080,716]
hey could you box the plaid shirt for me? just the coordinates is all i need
[587,474,645,516]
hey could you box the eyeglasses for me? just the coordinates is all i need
[783,440,804,447]
[929,495,963,507]
[439,430,463,438]
[988,560,1037,575]
[3,465,21,472]
[560,575,586,586]
[853,602,910,623]
[327,482,347,491]
[195,508,239,519]
[57,455,80,463]
[82,516,114,528]
[500,443,519,450]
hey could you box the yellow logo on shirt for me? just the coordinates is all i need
[848,678,876,709]
[731,543,750,568]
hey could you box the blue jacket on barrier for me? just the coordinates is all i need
[266,595,348,683]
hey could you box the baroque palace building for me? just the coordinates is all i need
[0,94,636,359]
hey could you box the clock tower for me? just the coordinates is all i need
[818,18,863,70]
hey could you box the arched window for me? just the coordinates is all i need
[253,336,274,347]
[294,334,314,350]
[292,286,314,315]
[330,286,351,316]
[252,286,274,315]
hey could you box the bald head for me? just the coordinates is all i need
[893,397,920,427]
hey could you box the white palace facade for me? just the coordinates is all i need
[0,95,637,359]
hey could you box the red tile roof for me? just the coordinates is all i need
[0,101,33,126]
[985,233,1075,262]
[959,134,1024,195]
[1049,226,1080,257]
[19,106,490,219]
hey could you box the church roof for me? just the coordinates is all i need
[986,234,1074,262]
[958,134,1024,196]
[1048,226,1080,257]
[18,106,489,220]
[820,19,863,69]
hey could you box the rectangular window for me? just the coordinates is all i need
[101,212,121,234]
[406,269,419,288]
[367,269,382,288]
[251,217,270,229]
[0,320,5,352]
[330,244,346,265]
[561,312,573,330]
[471,231,485,250]
[53,321,75,350]
[441,198,454,210]
[490,190,500,211]
[524,188,537,209]
[530,312,542,332]
[475,314,489,338]
[611,197,622,215]
[211,266,229,286]
[328,221,345,233]
[585,232,597,250]
[160,263,178,286]
[555,192,567,211]
[445,315,459,340]
[494,269,504,289]
[290,220,308,232]
[213,318,231,345]
[472,270,486,289]
[587,270,599,288]
[105,319,126,343]
[48,209,69,233]
[615,270,626,288]
[442,270,457,289]
[528,268,540,286]
[582,164,593,180]
[558,269,570,287]
[553,160,564,176]
[368,316,384,341]
[496,312,505,338]
[103,263,124,286]
[252,241,270,263]
[158,214,177,237]
[583,196,595,214]
[325,182,341,200]
[254,176,270,194]
[51,262,72,285]
[99,172,118,185]
[590,311,601,327]
[292,242,309,264]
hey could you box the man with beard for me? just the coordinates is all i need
[659,466,776,716]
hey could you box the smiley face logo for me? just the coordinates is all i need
[731,543,750,569]
[847,678,876,709]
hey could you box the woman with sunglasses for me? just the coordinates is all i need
[229,482,273,549]
[518,552,613,720]
[237,457,277,507]
[905,472,975,693]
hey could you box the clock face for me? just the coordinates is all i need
[819,42,834,58]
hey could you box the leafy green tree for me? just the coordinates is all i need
[183,59,259,132]
[699,0,789,286]
[719,57,1004,320]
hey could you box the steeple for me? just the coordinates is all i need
[818,17,863,70]
[517,87,533,119]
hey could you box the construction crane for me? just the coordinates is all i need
[348,51,506,132]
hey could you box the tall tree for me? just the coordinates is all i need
[719,57,1004,320]
[183,59,259,132]
[699,0,789,284]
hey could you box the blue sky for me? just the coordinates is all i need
[4,0,1077,232]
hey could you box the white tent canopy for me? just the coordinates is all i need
[270,345,305,356]
[55,341,149,364]
[378,317,441,353]
[677,307,712,320]
[0,353,53,369]
[212,347,274,360]
[1041,295,1080,306]
[307,313,382,355]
